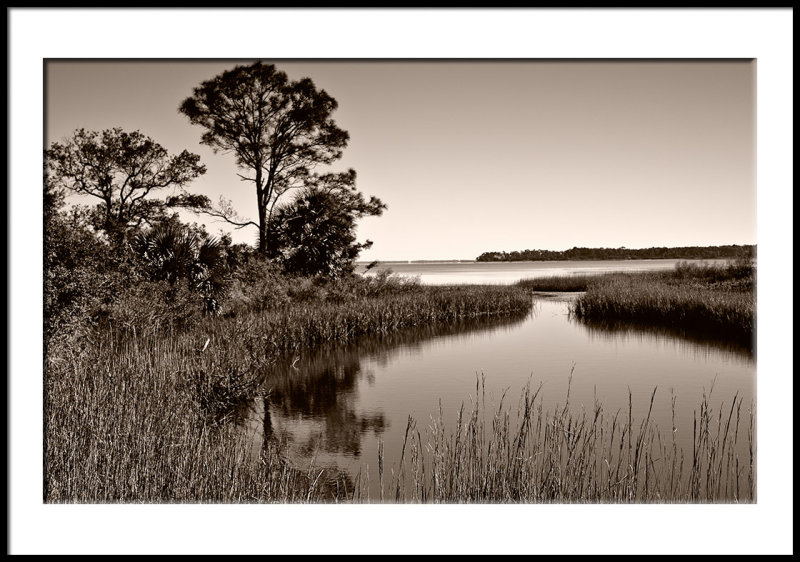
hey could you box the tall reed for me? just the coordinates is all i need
[365,376,754,503]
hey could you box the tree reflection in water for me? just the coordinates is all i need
[240,311,531,470]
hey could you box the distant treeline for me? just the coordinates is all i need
[476,245,756,262]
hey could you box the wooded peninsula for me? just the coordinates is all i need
[475,244,756,262]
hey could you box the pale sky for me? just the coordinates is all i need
[46,60,756,261]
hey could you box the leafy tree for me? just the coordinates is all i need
[268,170,385,278]
[45,128,206,243]
[177,62,349,254]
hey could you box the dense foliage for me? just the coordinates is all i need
[268,172,386,278]
[132,220,233,313]
[477,245,756,262]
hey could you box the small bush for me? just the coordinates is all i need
[223,258,293,314]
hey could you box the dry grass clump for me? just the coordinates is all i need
[570,261,755,348]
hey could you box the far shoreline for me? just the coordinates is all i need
[356,257,735,265]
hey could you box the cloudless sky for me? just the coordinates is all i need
[46,60,755,261]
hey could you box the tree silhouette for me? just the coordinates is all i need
[268,170,385,278]
[178,62,349,254]
[45,128,206,242]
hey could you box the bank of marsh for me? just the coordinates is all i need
[45,277,533,502]
[516,260,755,349]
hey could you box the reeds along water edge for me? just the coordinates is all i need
[357,376,754,504]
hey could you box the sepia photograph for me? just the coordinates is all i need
[44,59,758,505]
[10,8,793,556]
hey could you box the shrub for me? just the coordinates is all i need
[99,279,205,337]
[223,258,293,314]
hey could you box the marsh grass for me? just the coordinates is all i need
[44,326,349,503]
[245,284,533,353]
[572,263,755,347]
[363,375,755,503]
[45,279,533,502]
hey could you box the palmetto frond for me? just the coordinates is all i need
[134,223,228,310]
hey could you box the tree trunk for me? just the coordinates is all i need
[256,169,268,254]
[258,205,268,254]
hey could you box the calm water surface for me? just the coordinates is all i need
[357,258,729,285]
[241,261,754,499]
